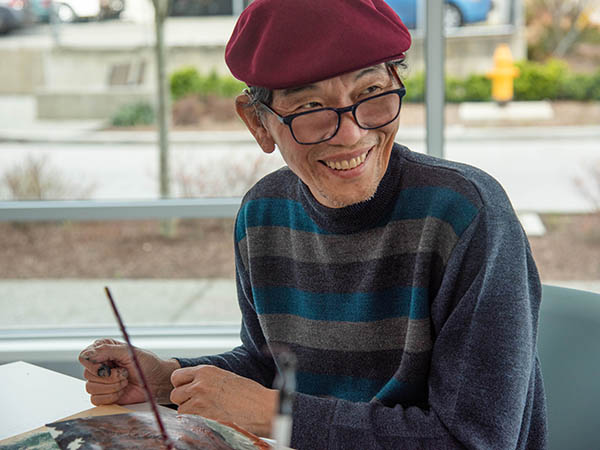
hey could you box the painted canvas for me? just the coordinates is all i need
[47,412,271,450]
[0,430,60,450]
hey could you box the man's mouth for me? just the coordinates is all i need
[322,150,369,171]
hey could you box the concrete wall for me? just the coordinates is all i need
[36,88,154,120]
[0,48,46,95]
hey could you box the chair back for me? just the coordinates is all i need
[538,284,600,450]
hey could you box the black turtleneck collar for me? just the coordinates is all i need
[298,144,405,234]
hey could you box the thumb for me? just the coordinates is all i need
[171,366,198,388]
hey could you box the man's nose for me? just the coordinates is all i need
[328,111,366,146]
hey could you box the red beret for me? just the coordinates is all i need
[225,0,411,89]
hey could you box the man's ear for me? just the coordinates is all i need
[235,94,276,154]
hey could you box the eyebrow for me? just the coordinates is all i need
[281,84,318,97]
[354,65,387,80]
[280,65,388,98]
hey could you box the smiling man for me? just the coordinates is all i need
[79,1,548,448]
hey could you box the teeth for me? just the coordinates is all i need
[325,152,368,171]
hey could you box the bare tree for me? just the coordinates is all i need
[526,0,595,58]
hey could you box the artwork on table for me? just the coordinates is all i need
[0,430,60,450]
[46,412,271,450]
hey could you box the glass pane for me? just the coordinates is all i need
[437,0,600,293]
[0,2,261,335]
[0,219,239,328]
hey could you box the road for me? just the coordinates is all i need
[0,134,598,213]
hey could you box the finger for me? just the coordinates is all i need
[79,340,130,370]
[170,385,191,406]
[90,391,124,406]
[83,367,129,385]
[85,378,128,396]
[176,396,207,416]
[80,339,129,363]
[177,399,196,415]
[171,366,200,388]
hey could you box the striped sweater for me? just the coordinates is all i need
[178,144,548,449]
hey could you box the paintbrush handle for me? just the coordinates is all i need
[104,286,174,450]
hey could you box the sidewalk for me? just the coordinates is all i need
[0,279,241,329]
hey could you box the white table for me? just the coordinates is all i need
[0,361,95,440]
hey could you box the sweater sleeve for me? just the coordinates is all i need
[290,204,545,450]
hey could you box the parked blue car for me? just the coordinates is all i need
[385,0,493,28]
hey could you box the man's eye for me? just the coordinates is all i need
[362,85,383,96]
[299,101,322,110]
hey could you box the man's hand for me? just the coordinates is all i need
[79,338,180,406]
[170,365,279,437]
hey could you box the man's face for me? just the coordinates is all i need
[239,64,401,208]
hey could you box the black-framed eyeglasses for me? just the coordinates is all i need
[259,86,406,145]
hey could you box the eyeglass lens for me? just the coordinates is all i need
[291,92,401,144]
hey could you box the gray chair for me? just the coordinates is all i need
[538,284,600,450]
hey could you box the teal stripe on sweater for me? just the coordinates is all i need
[253,286,430,321]
[237,187,478,243]
[296,371,384,402]
[236,198,329,242]
[389,187,478,236]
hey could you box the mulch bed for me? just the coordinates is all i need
[2,214,599,281]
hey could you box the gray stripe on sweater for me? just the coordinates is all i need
[238,217,458,270]
[258,314,432,353]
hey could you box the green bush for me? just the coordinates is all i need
[170,61,598,104]
[403,72,425,102]
[462,74,492,102]
[514,59,569,101]
[590,71,600,101]
[561,69,600,101]
[402,72,491,103]
[561,73,594,101]
[401,59,598,103]
[111,102,155,127]
[170,66,203,101]
[170,67,246,100]
[445,76,465,103]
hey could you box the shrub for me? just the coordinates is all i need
[445,76,465,103]
[403,72,491,103]
[170,66,203,101]
[514,59,569,101]
[402,59,599,103]
[171,60,598,107]
[403,72,425,103]
[174,154,278,197]
[170,67,246,100]
[462,74,492,102]
[561,73,594,101]
[587,70,600,101]
[111,102,155,127]
[1,154,95,200]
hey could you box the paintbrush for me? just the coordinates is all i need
[104,286,174,450]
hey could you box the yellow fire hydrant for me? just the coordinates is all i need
[486,44,520,105]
